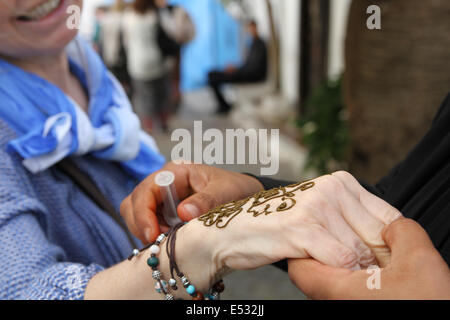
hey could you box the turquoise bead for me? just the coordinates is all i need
[147,257,159,268]
[186,284,196,295]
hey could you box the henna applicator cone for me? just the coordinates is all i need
[155,171,183,227]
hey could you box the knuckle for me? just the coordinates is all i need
[381,206,402,225]
[332,170,355,182]
[195,192,217,211]
[322,174,346,195]
[336,249,358,269]
[301,191,327,209]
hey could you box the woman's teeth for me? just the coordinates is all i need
[17,0,61,22]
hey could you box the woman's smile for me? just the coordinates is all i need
[0,0,82,58]
[15,0,63,22]
[13,0,71,30]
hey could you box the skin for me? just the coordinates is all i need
[123,163,400,265]
[122,167,408,270]
[124,163,450,299]
[0,0,88,111]
[120,161,265,242]
[288,218,450,300]
[92,171,398,299]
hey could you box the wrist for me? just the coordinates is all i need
[174,221,230,294]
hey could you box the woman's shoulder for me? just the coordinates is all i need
[0,119,47,222]
[0,119,34,181]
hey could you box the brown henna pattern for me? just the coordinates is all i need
[197,180,315,228]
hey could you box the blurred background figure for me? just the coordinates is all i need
[99,0,131,95]
[208,20,268,114]
[92,5,107,54]
[122,0,171,132]
[155,0,195,108]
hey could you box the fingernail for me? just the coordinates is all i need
[144,228,153,242]
[182,203,200,219]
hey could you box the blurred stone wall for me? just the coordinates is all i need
[344,0,450,184]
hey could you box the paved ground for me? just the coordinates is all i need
[151,89,308,299]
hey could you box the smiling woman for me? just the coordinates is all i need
[0,0,81,57]
[16,0,63,21]
[0,0,169,299]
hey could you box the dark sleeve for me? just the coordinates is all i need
[251,175,295,190]
[361,93,450,200]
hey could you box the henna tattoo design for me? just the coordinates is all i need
[198,180,315,228]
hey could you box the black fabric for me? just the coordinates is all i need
[156,7,181,58]
[253,93,450,267]
[237,37,268,82]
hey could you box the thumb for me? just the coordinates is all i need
[382,218,435,261]
[288,258,354,299]
[177,184,224,221]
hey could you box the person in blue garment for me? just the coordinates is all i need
[0,0,166,299]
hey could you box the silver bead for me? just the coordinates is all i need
[132,249,139,256]
[156,234,165,243]
[165,293,174,300]
[169,278,177,287]
[181,276,189,286]
[152,270,162,280]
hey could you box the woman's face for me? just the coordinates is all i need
[0,0,83,58]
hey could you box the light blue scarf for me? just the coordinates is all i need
[0,36,165,181]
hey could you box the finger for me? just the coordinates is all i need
[177,168,233,220]
[332,171,402,225]
[130,163,194,242]
[120,195,148,243]
[317,202,376,267]
[288,258,354,299]
[382,218,437,261]
[298,224,360,270]
[130,182,161,242]
[178,183,226,221]
[331,180,390,266]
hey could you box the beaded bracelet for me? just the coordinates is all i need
[128,225,225,300]
[129,232,174,300]
[166,223,225,300]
